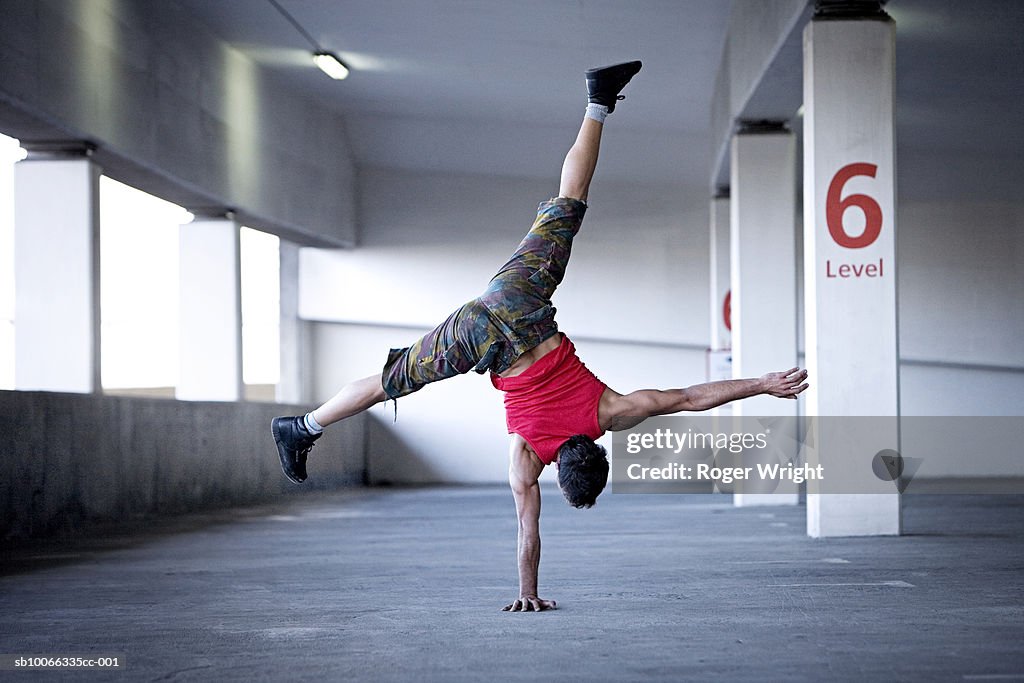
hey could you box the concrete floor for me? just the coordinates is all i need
[2,488,1023,682]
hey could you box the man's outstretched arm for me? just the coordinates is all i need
[503,435,557,612]
[601,368,809,431]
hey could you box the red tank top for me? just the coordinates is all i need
[490,335,607,464]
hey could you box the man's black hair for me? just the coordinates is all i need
[556,434,609,508]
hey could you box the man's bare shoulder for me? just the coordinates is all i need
[598,387,651,432]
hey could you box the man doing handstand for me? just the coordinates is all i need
[272,61,809,611]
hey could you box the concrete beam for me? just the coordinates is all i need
[0,0,356,247]
[710,0,812,190]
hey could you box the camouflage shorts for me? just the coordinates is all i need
[381,197,587,399]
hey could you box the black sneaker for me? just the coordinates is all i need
[586,60,643,113]
[272,416,322,484]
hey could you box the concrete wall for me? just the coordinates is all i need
[0,391,366,540]
[300,168,708,484]
[898,201,1024,373]
[895,199,1024,477]
[301,168,708,343]
[0,0,357,246]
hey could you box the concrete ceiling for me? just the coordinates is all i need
[890,0,1024,150]
[176,0,1024,201]
[174,0,736,190]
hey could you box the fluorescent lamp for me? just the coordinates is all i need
[313,52,350,80]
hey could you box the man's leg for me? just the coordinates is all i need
[312,374,387,427]
[272,373,386,484]
[560,60,643,201]
[558,117,603,202]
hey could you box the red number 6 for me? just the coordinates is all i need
[826,163,883,249]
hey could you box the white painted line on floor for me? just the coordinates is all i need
[302,510,380,519]
[727,557,850,565]
[769,580,915,588]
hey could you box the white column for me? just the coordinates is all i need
[276,239,305,405]
[177,214,243,401]
[708,192,733,415]
[730,127,799,507]
[709,192,731,352]
[803,7,900,536]
[14,144,101,393]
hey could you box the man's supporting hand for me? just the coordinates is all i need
[507,436,549,613]
[759,367,809,399]
[503,596,558,612]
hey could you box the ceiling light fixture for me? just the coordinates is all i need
[313,51,350,80]
[268,0,351,81]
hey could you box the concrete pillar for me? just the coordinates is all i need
[730,125,799,507]
[14,142,101,393]
[276,240,305,405]
[708,191,733,414]
[177,213,243,401]
[803,1,900,536]
[709,191,732,353]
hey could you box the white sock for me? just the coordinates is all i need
[585,103,609,123]
[303,412,323,434]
